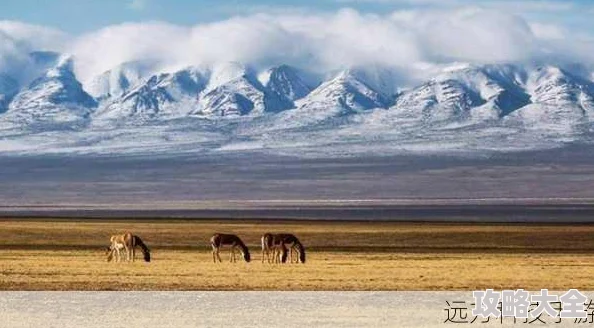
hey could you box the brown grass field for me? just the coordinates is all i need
[1,219,594,291]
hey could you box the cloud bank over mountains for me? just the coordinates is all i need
[0,8,591,88]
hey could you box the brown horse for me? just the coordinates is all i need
[261,233,305,264]
[106,232,151,262]
[210,233,251,263]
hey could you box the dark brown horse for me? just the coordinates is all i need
[210,233,251,263]
[261,233,305,264]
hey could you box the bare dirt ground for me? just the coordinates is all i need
[1,219,593,290]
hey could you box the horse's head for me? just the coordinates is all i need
[243,250,251,263]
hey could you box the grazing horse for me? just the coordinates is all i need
[106,232,151,262]
[261,233,288,264]
[210,233,251,263]
[262,233,306,264]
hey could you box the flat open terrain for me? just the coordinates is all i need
[1,219,594,290]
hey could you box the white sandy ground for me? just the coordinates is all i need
[0,292,593,328]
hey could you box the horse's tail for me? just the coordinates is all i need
[134,235,151,262]
[294,237,306,264]
[237,238,251,262]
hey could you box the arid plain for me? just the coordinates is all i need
[1,219,593,290]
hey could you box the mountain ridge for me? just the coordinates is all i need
[1,55,594,156]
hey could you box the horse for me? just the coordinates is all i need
[210,233,251,263]
[106,232,151,262]
[105,241,125,262]
[261,233,306,264]
[261,233,288,264]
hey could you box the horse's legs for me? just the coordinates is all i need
[274,247,281,264]
[123,245,129,262]
[132,247,135,262]
[291,246,298,263]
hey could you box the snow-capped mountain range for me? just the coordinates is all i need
[0,51,593,157]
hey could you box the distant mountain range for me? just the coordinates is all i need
[0,51,593,156]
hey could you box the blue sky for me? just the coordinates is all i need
[1,0,593,34]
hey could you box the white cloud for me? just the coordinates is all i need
[0,21,66,51]
[529,23,565,40]
[65,8,547,84]
[0,8,592,87]
[0,21,67,78]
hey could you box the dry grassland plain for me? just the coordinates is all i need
[0,219,593,291]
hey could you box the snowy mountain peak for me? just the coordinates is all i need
[297,70,390,114]
[504,65,594,127]
[527,65,594,107]
[94,67,207,121]
[392,64,533,123]
[86,61,152,100]
[265,65,312,101]
[206,62,249,91]
[11,57,96,109]
[195,70,292,117]
[3,57,96,128]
